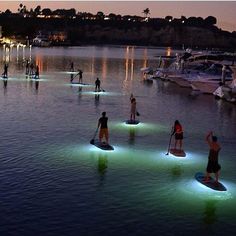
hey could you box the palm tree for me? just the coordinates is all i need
[142,8,150,18]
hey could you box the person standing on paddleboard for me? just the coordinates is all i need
[70,61,74,72]
[98,112,109,145]
[204,131,221,183]
[95,77,101,92]
[130,96,136,121]
[172,120,184,151]
[78,70,83,83]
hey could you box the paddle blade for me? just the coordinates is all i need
[90,139,95,144]
[136,111,140,116]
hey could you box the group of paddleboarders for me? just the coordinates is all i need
[96,109,221,184]
[25,60,40,78]
[171,121,221,183]
[69,63,102,92]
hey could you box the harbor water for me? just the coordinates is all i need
[0,46,236,235]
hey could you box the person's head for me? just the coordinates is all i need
[212,136,218,142]
[131,98,136,103]
[102,111,106,117]
[174,120,180,126]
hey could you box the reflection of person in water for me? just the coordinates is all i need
[35,80,39,90]
[78,86,82,93]
[129,128,135,145]
[3,78,8,89]
[203,200,217,225]
[98,154,108,181]
[95,94,100,107]
[171,165,182,177]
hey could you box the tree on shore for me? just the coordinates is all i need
[142,8,150,18]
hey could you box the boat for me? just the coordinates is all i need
[213,66,236,102]
[190,64,233,94]
[32,35,51,47]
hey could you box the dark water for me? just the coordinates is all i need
[0,46,236,236]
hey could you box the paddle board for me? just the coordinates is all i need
[70,82,90,86]
[125,120,140,125]
[92,140,114,151]
[195,172,227,191]
[169,148,186,157]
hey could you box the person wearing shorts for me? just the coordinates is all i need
[98,112,109,144]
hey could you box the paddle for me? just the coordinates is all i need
[90,127,99,144]
[136,111,140,116]
[70,72,79,83]
[166,127,174,155]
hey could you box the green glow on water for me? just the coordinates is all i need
[111,121,168,133]
[178,179,235,201]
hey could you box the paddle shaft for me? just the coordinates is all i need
[166,127,174,155]
[90,127,99,143]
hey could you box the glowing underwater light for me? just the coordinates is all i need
[81,91,122,96]
[65,83,93,87]
[179,179,234,201]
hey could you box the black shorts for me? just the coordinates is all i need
[175,132,183,140]
[206,161,221,173]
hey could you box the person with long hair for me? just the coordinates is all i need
[172,120,184,151]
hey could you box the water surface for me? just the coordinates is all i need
[0,46,236,236]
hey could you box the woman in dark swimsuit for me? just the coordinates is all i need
[205,131,221,183]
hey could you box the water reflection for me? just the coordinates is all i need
[129,128,136,145]
[203,200,217,225]
[35,80,39,91]
[3,78,7,95]
[97,154,108,183]
[94,94,100,107]
[171,164,183,177]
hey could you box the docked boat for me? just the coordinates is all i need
[213,66,236,102]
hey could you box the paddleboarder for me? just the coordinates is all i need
[70,61,74,72]
[95,77,101,92]
[25,60,30,75]
[2,63,8,78]
[35,65,39,79]
[98,112,109,145]
[130,97,136,121]
[204,131,221,183]
[78,70,83,83]
[172,120,184,151]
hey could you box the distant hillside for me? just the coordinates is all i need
[1,15,236,49]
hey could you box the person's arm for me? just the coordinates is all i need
[206,131,213,146]
[97,119,101,129]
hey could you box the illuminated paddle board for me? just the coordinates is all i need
[125,120,140,125]
[195,172,227,191]
[169,148,186,157]
[92,140,114,151]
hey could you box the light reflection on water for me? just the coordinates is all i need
[0,46,236,235]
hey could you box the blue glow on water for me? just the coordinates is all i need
[81,91,122,96]
[64,83,93,87]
